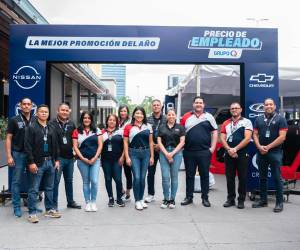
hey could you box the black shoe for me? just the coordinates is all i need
[181,197,193,206]
[273,203,283,213]
[223,200,235,208]
[252,200,268,208]
[108,197,115,207]
[67,201,81,209]
[116,199,125,207]
[124,194,131,202]
[160,199,170,209]
[237,201,245,209]
[202,199,211,207]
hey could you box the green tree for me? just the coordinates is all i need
[118,96,135,113]
[140,96,154,115]
[0,116,8,140]
[119,95,157,116]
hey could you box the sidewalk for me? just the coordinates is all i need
[0,164,300,250]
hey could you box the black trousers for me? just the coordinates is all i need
[183,149,211,200]
[224,152,249,202]
[147,151,159,195]
[123,163,132,190]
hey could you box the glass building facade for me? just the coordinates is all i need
[101,64,126,99]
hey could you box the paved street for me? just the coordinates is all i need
[1,164,300,250]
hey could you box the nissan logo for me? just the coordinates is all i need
[13,65,41,90]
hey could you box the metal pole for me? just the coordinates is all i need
[196,65,201,96]
[177,90,182,123]
[280,96,284,116]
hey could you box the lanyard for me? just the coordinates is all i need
[57,119,68,135]
[42,126,48,142]
[19,114,31,127]
[264,113,277,127]
[153,114,162,131]
[230,121,238,135]
[230,117,242,135]
[120,118,129,128]
[106,129,116,140]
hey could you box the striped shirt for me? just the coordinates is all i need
[123,123,153,148]
[72,128,101,159]
[181,111,217,151]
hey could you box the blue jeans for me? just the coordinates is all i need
[101,158,123,200]
[77,159,100,203]
[11,151,27,209]
[129,148,150,201]
[257,150,283,204]
[53,158,75,209]
[159,147,183,200]
[28,160,55,215]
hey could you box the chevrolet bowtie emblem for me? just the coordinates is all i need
[249,73,274,83]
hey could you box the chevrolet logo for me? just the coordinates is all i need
[249,73,274,83]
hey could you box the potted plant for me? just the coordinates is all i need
[0,116,8,165]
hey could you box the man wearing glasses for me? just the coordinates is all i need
[220,102,253,209]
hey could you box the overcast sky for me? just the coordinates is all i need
[29,0,300,102]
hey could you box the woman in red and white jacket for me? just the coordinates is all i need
[118,105,132,201]
[123,106,154,211]
[72,111,102,212]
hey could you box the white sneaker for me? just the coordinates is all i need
[169,200,176,209]
[141,200,148,209]
[90,202,98,212]
[135,201,143,210]
[28,214,39,223]
[85,202,91,212]
[144,195,154,203]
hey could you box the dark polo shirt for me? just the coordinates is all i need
[158,123,185,148]
[49,118,76,159]
[254,113,288,152]
[6,113,35,152]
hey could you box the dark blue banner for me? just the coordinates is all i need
[9,60,46,116]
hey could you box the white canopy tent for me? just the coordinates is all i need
[166,65,300,120]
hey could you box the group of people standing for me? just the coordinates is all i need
[220,99,287,212]
[5,95,288,223]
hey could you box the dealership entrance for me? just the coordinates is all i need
[9,25,279,190]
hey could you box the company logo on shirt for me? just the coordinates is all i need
[13,66,41,89]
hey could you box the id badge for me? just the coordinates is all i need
[265,130,270,138]
[44,143,49,153]
[63,136,68,144]
[108,143,112,152]
[228,135,233,142]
